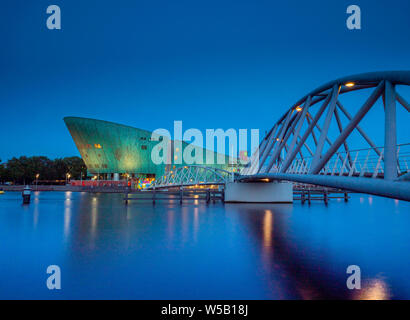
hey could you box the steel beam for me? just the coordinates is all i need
[258,123,280,172]
[280,92,332,173]
[307,116,318,145]
[244,132,270,175]
[310,85,340,172]
[396,92,410,112]
[334,107,352,166]
[384,81,398,180]
[306,113,334,146]
[284,96,311,167]
[336,101,382,157]
[264,110,293,173]
[267,111,303,172]
[310,81,385,174]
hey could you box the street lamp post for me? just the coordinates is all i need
[35,173,39,191]
[66,173,71,185]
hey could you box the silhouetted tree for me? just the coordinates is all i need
[0,156,87,184]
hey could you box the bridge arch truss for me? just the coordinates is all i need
[241,71,410,201]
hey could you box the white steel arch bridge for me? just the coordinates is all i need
[150,71,410,201]
[241,71,410,201]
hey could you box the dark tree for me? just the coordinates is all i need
[0,156,87,184]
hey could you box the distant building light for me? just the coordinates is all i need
[345,82,355,87]
[295,106,303,112]
[94,144,102,149]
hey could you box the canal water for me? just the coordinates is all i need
[0,191,409,299]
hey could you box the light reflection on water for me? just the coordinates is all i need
[263,210,273,248]
[354,277,391,300]
[0,191,409,299]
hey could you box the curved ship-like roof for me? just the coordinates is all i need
[64,117,233,177]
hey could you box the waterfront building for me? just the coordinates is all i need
[64,117,237,186]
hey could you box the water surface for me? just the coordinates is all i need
[0,191,409,299]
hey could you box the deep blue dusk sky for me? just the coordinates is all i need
[0,0,409,160]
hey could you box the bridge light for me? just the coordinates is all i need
[345,82,355,87]
[295,106,302,112]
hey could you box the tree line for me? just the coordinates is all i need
[0,156,87,184]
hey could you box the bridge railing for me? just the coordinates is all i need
[148,165,238,189]
[270,143,410,178]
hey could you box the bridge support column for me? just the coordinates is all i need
[384,81,397,180]
[224,181,293,203]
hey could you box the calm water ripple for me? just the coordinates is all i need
[0,191,409,299]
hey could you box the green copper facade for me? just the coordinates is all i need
[64,117,232,178]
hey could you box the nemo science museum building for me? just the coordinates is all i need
[64,117,235,187]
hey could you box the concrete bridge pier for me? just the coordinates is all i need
[224,181,293,203]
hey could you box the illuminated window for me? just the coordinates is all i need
[94,144,102,149]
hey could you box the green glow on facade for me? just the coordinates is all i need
[64,117,234,178]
